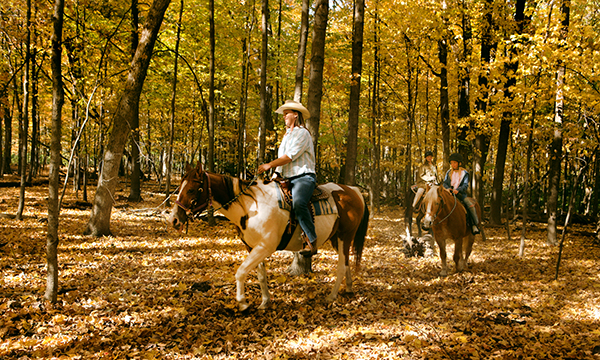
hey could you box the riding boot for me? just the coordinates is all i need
[466,205,480,235]
[299,233,318,257]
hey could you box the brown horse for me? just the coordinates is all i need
[167,163,369,310]
[420,185,482,276]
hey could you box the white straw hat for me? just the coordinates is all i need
[275,100,311,120]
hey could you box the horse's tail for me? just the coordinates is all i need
[353,203,370,271]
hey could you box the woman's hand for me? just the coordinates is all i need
[257,162,271,174]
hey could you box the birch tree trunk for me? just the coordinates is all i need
[84,0,172,236]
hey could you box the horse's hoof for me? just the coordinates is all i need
[326,294,337,303]
[258,299,270,310]
[439,270,448,277]
[238,302,250,311]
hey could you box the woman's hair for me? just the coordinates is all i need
[294,111,305,127]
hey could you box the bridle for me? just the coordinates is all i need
[422,188,457,226]
[174,170,258,221]
[174,171,212,221]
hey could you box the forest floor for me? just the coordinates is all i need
[1,178,600,359]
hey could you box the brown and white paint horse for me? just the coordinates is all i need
[420,185,482,276]
[167,163,369,311]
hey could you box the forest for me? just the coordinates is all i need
[1,0,600,358]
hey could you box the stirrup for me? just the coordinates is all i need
[472,225,480,235]
[299,234,317,257]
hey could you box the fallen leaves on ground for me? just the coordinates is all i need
[1,181,599,359]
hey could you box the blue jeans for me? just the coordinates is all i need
[290,173,317,243]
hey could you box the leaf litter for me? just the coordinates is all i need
[1,183,599,359]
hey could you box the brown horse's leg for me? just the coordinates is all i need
[437,237,449,276]
[464,234,475,268]
[328,236,347,302]
[454,238,465,272]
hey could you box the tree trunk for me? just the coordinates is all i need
[294,0,310,102]
[129,0,142,202]
[46,0,65,303]
[457,2,472,162]
[28,22,39,182]
[208,0,215,172]
[438,36,450,171]
[343,0,365,185]
[519,114,535,257]
[591,147,600,218]
[258,0,269,166]
[84,0,172,236]
[305,0,329,163]
[371,0,381,213]
[16,0,32,221]
[2,98,11,174]
[490,0,528,225]
[165,0,183,206]
[547,0,570,246]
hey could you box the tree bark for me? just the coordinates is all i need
[490,0,528,225]
[129,0,142,202]
[438,37,450,171]
[371,0,381,213]
[16,0,32,221]
[208,0,215,172]
[84,0,172,236]
[306,0,329,161]
[294,0,310,102]
[548,0,570,246]
[457,2,472,163]
[165,0,183,206]
[258,0,269,166]
[343,0,365,185]
[46,0,65,303]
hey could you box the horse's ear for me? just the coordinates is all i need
[195,162,204,172]
[185,162,192,174]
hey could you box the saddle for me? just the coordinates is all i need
[272,174,331,250]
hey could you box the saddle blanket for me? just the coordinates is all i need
[276,185,338,216]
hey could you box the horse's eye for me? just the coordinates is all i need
[187,189,196,194]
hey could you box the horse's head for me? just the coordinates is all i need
[420,185,443,231]
[167,162,210,230]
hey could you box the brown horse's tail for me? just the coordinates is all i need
[354,204,369,271]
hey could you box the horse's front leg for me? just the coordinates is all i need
[256,261,271,309]
[235,246,272,311]
[454,238,465,272]
[437,238,449,277]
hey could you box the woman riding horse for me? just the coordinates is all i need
[257,100,318,257]
[442,153,480,234]
[412,150,438,208]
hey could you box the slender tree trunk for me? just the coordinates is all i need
[294,0,310,102]
[84,0,172,236]
[343,0,365,185]
[46,0,65,303]
[237,2,255,178]
[16,0,32,221]
[371,0,381,213]
[129,0,142,202]
[548,0,570,246]
[208,0,215,172]
[438,37,450,171]
[592,148,600,218]
[519,114,535,257]
[258,0,269,166]
[165,0,183,206]
[305,0,329,160]
[28,20,39,182]
[490,0,528,225]
[457,2,472,162]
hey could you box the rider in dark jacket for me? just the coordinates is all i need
[442,153,480,234]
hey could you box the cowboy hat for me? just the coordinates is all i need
[275,100,311,120]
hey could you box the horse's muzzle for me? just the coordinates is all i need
[167,206,188,231]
